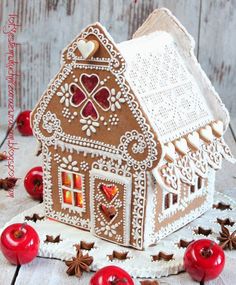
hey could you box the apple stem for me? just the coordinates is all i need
[201,241,215,258]
[110,277,128,285]
[200,281,205,285]
[14,222,27,239]
[20,222,27,231]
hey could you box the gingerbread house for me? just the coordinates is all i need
[31,8,235,250]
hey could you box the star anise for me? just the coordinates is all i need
[25,213,45,223]
[44,235,62,243]
[65,249,93,277]
[0,177,18,190]
[218,225,236,250]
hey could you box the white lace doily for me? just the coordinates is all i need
[1,192,235,278]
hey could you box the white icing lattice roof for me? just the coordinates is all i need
[118,9,229,144]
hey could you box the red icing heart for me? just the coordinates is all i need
[100,204,116,220]
[100,184,118,201]
[81,74,99,93]
[94,88,110,110]
[70,84,86,106]
[82,100,98,120]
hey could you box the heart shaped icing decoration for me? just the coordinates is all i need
[174,138,189,155]
[100,184,118,201]
[94,88,110,110]
[82,100,98,120]
[212,120,224,137]
[81,74,99,93]
[77,39,99,59]
[164,142,176,162]
[100,204,116,221]
[199,125,213,142]
[187,131,201,150]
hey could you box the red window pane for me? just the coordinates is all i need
[63,189,72,204]
[74,192,83,208]
[62,172,72,187]
[73,174,82,190]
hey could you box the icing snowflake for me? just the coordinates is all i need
[60,155,79,171]
[99,221,118,237]
[57,83,71,107]
[42,111,61,134]
[110,88,125,111]
[80,161,89,171]
[70,74,111,120]
[80,118,99,136]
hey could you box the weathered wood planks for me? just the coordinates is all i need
[198,0,236,130]
[99,0,200,43]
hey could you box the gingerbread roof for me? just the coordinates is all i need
[119,8,229,144]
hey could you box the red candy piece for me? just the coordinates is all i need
[70,85,86,106]
[101,184,118,201]
[81,74,99,93]
[100,204,116,220]
[82,100,98,120]
[94,88,110,110]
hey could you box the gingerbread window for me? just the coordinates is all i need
[189,176,204,195]
[60,170,85,211]
[164,193,178,210]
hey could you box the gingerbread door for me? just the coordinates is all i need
[90,167,132,246]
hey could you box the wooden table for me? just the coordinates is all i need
[0,108,235,285]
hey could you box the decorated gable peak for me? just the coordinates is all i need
[61,23,126,75]
[31,22,163,171]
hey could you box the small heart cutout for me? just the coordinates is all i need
[70,84,86,106]
[187,131,200,150]
[174,138,188,155]
[77,39,99,59]
[164,142,176,162]
[212,120,224,137]
[94,88,110,110]
[81,74,99,93]
[199,125,213,142]
[100,204,116,220]
[82,100,98,120]
[100,184,118,201]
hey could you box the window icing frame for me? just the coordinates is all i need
[59,167,86,213]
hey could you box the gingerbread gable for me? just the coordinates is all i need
[31,23,162,173]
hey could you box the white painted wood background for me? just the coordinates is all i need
[0,0,236,131]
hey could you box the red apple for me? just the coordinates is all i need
[184,239,225,283]
[0,223,40,265]
[90,265,134,285]
[16,110,33,136]
[24,166,43,201]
